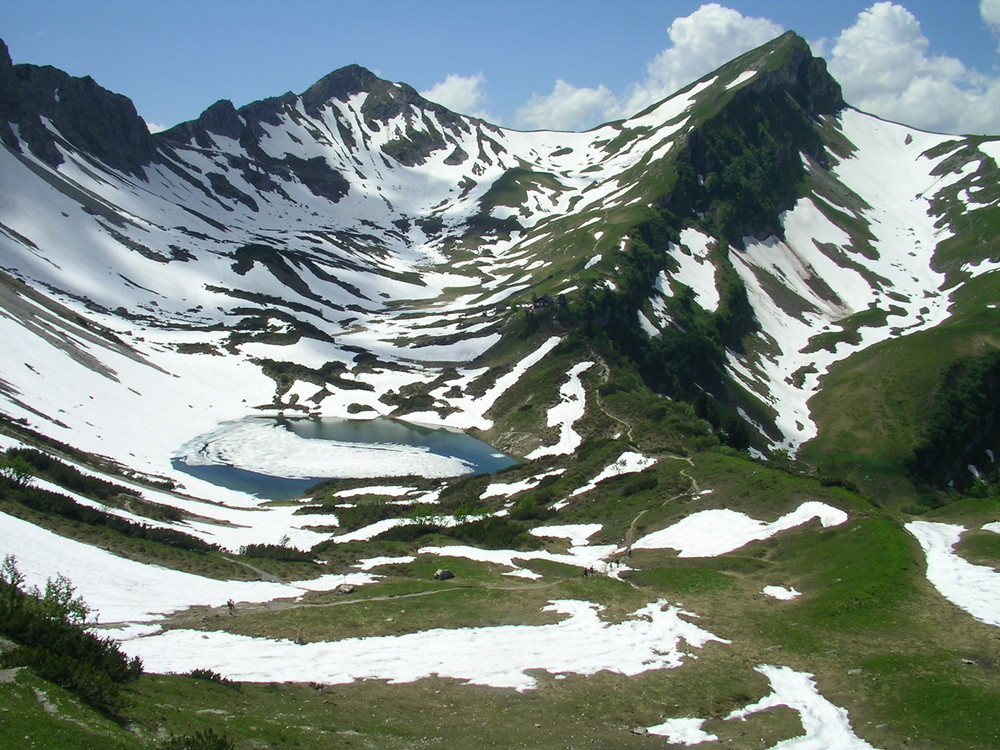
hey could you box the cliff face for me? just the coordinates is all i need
[663,33,846,245]
[0,39,155,175]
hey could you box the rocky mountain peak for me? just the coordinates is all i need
[656,33,845,246]
[742,32,844,118]
[0,38,155,175]
[158,98,243,148]
[301,63,384,113]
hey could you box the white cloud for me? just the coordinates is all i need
[983,0,1000,53]
[612,3,783,119]
[420,73,492,120]
[507,2,999,135]
[983,0,1000,31]
[514,80,615,131]
[512,3,783,131]
[828,2,999,134]
[145,122,169,134]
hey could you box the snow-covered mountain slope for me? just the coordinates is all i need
[0,32,998,489]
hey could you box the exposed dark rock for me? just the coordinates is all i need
[742,32,844,118]
[0,38,155,175]
[158,99,243,148]
[237,92,298,140]
[663,32,844,245]
[301,64,383,113]
[279,154,350,203]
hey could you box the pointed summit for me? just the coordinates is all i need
[739,31,844,117]
[158,98,243,147]
[301,64,384,112]
[651,32,844,246]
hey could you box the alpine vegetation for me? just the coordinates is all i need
[0,30,998,749]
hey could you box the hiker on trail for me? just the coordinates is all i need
[227,599,235,615]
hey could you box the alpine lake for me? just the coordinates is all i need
[172,416,517,500]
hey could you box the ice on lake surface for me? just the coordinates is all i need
[173,416,516,499]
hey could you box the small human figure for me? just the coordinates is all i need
[227,599,235,616]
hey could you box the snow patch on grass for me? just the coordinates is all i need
[480,468,566,499]
[651,664,879,748]
[670,228,720,312]
[763,585,801,601]
[557,451,657,506]
[646,717,717,744]
[530,523,602,547]
[906,521,1000,627]
[526,361,594,459]
[121,599,726,690]
[632,502,848,557]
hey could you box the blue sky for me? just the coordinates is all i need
[3,1,999,134]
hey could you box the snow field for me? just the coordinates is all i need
[633,502,848,557]
[650,664,879,749]
[905,521,1000,627]
[120,599,727,691]
[525,361,594,459]
[0,512,373,627]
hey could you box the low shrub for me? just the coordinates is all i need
[5,447,135,503]
[160,728,235,750]
[0,470,214,553]
[0,556,142,717]
[374,517,539,551]
[184,668,240,690]
[239,543,314,563]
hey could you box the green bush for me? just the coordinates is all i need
[0,466,214,553]
[160,728,235,750]
[238,543,314,563]
[906,349,1000,493]
[310,500,401,532]
[4,447,152,506]
[508,495,556,521]
[0,556,142,717]
[184,668,240,690]
[373,517,540,551]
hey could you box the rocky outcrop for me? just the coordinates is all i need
[664,32,845,245]
[0,38,155,175]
